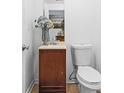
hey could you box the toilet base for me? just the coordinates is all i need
[80,85,96,93]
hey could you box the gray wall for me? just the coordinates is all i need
[33,0,43,81]
[22,0,35,92]
[65,0,101,82]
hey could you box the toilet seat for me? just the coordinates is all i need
[77,66,101,86]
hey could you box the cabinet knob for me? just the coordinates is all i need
[61,72,63,75]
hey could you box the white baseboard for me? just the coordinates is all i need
[26,80,35,93]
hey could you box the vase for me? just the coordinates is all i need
[42,29,50,45]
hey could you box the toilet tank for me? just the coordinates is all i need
[71,44,92,66]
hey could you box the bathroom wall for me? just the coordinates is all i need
[22,0,36,92]
[33,0,44,81]
[65,0,101,82]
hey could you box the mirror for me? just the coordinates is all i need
[43,0,65,42]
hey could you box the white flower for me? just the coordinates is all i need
[35,16,54,31]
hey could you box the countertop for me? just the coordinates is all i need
[38,44,66,49]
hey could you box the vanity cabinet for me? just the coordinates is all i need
[39,49,66,93]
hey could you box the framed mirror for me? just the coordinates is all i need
[43,0,65,42]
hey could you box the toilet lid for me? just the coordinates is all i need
[77,66,101,83]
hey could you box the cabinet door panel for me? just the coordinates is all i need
[39,49,66,87]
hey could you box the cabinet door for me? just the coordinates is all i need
[39,49,66,87]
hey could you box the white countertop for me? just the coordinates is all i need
[38,44,66,49]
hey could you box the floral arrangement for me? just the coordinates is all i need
[34,16,54,45]
[35,16,54,30]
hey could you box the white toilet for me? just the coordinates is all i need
[71,44,101,93]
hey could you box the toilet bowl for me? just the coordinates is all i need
[77,66,101,90]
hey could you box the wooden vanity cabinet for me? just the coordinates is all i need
[39,49,66,93]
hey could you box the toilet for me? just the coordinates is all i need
[71,44,101,93]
